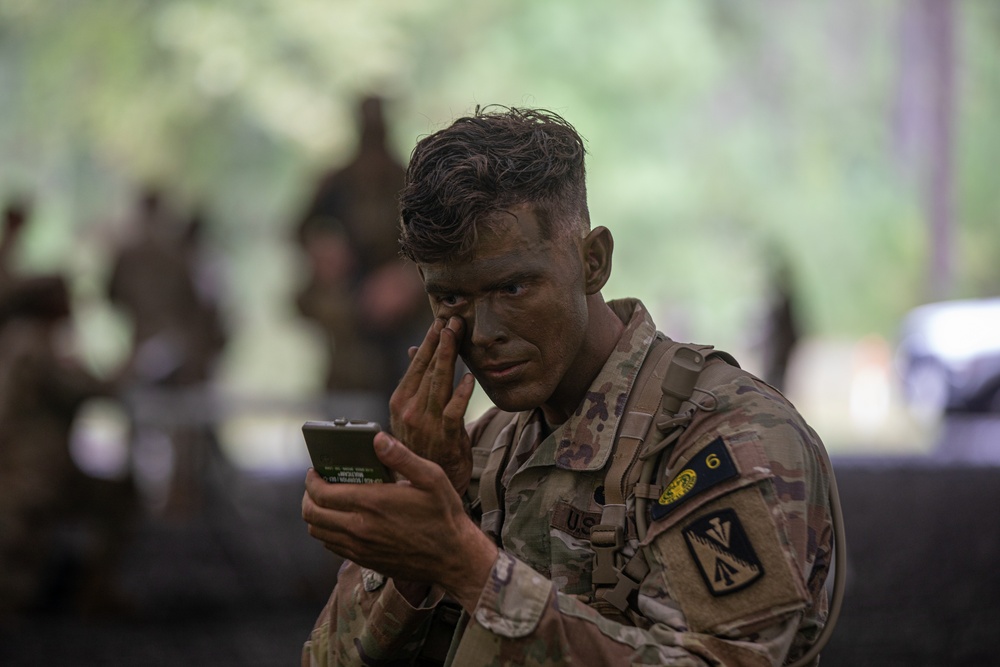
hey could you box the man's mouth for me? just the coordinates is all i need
[476,360,527,382]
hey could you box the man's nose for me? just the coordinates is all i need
[469,301,508,347]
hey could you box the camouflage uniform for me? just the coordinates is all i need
[303,299,832,666]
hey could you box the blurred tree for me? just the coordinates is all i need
[0,0,997,394]
[893,0,958,301]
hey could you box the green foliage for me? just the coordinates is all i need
[1,0,997,385]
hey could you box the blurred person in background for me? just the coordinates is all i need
[179,205,230,356]
[106,185,228,516]
[0,273,137,619]
[107,186,227,388]
[0,196,32,296]
[294,95,431,408]
[759,256,802,393]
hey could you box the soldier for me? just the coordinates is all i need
[107,187,224,387]
[301,108,836,666]
[0,197,31,298]
[294,95,430,401]
[759,256,801,393]
[0,276,136,617]
[107,186,227,514]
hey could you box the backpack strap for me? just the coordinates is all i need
[594,343,740,611]
[592,335,683,584]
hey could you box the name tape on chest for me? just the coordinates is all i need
[550,501,602,540]
[650,437,739,522]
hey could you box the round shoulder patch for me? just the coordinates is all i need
[658,469,697,506]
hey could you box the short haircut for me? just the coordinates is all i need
[399,106,589,264]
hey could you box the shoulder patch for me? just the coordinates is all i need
[651,437,738,522]
[682,509,763,596]
[646,485,810,634]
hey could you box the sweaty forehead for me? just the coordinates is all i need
[420,210,560,289]
[477,207,549,252]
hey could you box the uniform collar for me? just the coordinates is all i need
[547,298,658,472]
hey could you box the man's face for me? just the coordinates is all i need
[419,206,590,414]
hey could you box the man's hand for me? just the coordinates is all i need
[302,432,498,613]
[389,317,475,495]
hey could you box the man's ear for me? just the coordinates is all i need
[581,226,613,295]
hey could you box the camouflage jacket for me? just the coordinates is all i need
[303,298,832,666]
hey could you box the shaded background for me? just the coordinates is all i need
[1,1,998,665]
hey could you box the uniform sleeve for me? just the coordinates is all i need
[448,381,831,667]
[448,543,803,666]
[302,561,444,667]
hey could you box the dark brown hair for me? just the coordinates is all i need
[399,106,589,263]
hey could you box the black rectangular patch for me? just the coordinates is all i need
[650,437,738,522]
[682,508,764,596]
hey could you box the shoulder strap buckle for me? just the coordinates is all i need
[596,551,651,613]
[590,523,624,585]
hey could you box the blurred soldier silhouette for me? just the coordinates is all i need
[760,257,802,392]
[294,96,430,409]
[108,187,226,387]
[0,270,137,618]
[106,186,228,515]
[0,196,31,297]
[178,204,229,383]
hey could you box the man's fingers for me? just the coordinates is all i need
[304,468,371,512]
[442,373,475,432]
[395,319,445,397]
[301,487,358,546]
[303,467,327,500]
[391,320,445,424]
[425,317,464,412]
[374,432,440,489]
[302,475,406,556]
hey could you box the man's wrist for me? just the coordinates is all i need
[440,520,499,614]
[447,459,473,497]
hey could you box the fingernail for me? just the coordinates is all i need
[374,434,393,454]
[448,316,462,331]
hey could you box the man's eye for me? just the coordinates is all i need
[437,294,462,307]
[501,284,525,296]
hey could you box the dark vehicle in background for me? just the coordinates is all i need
[896,298,1000,417]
